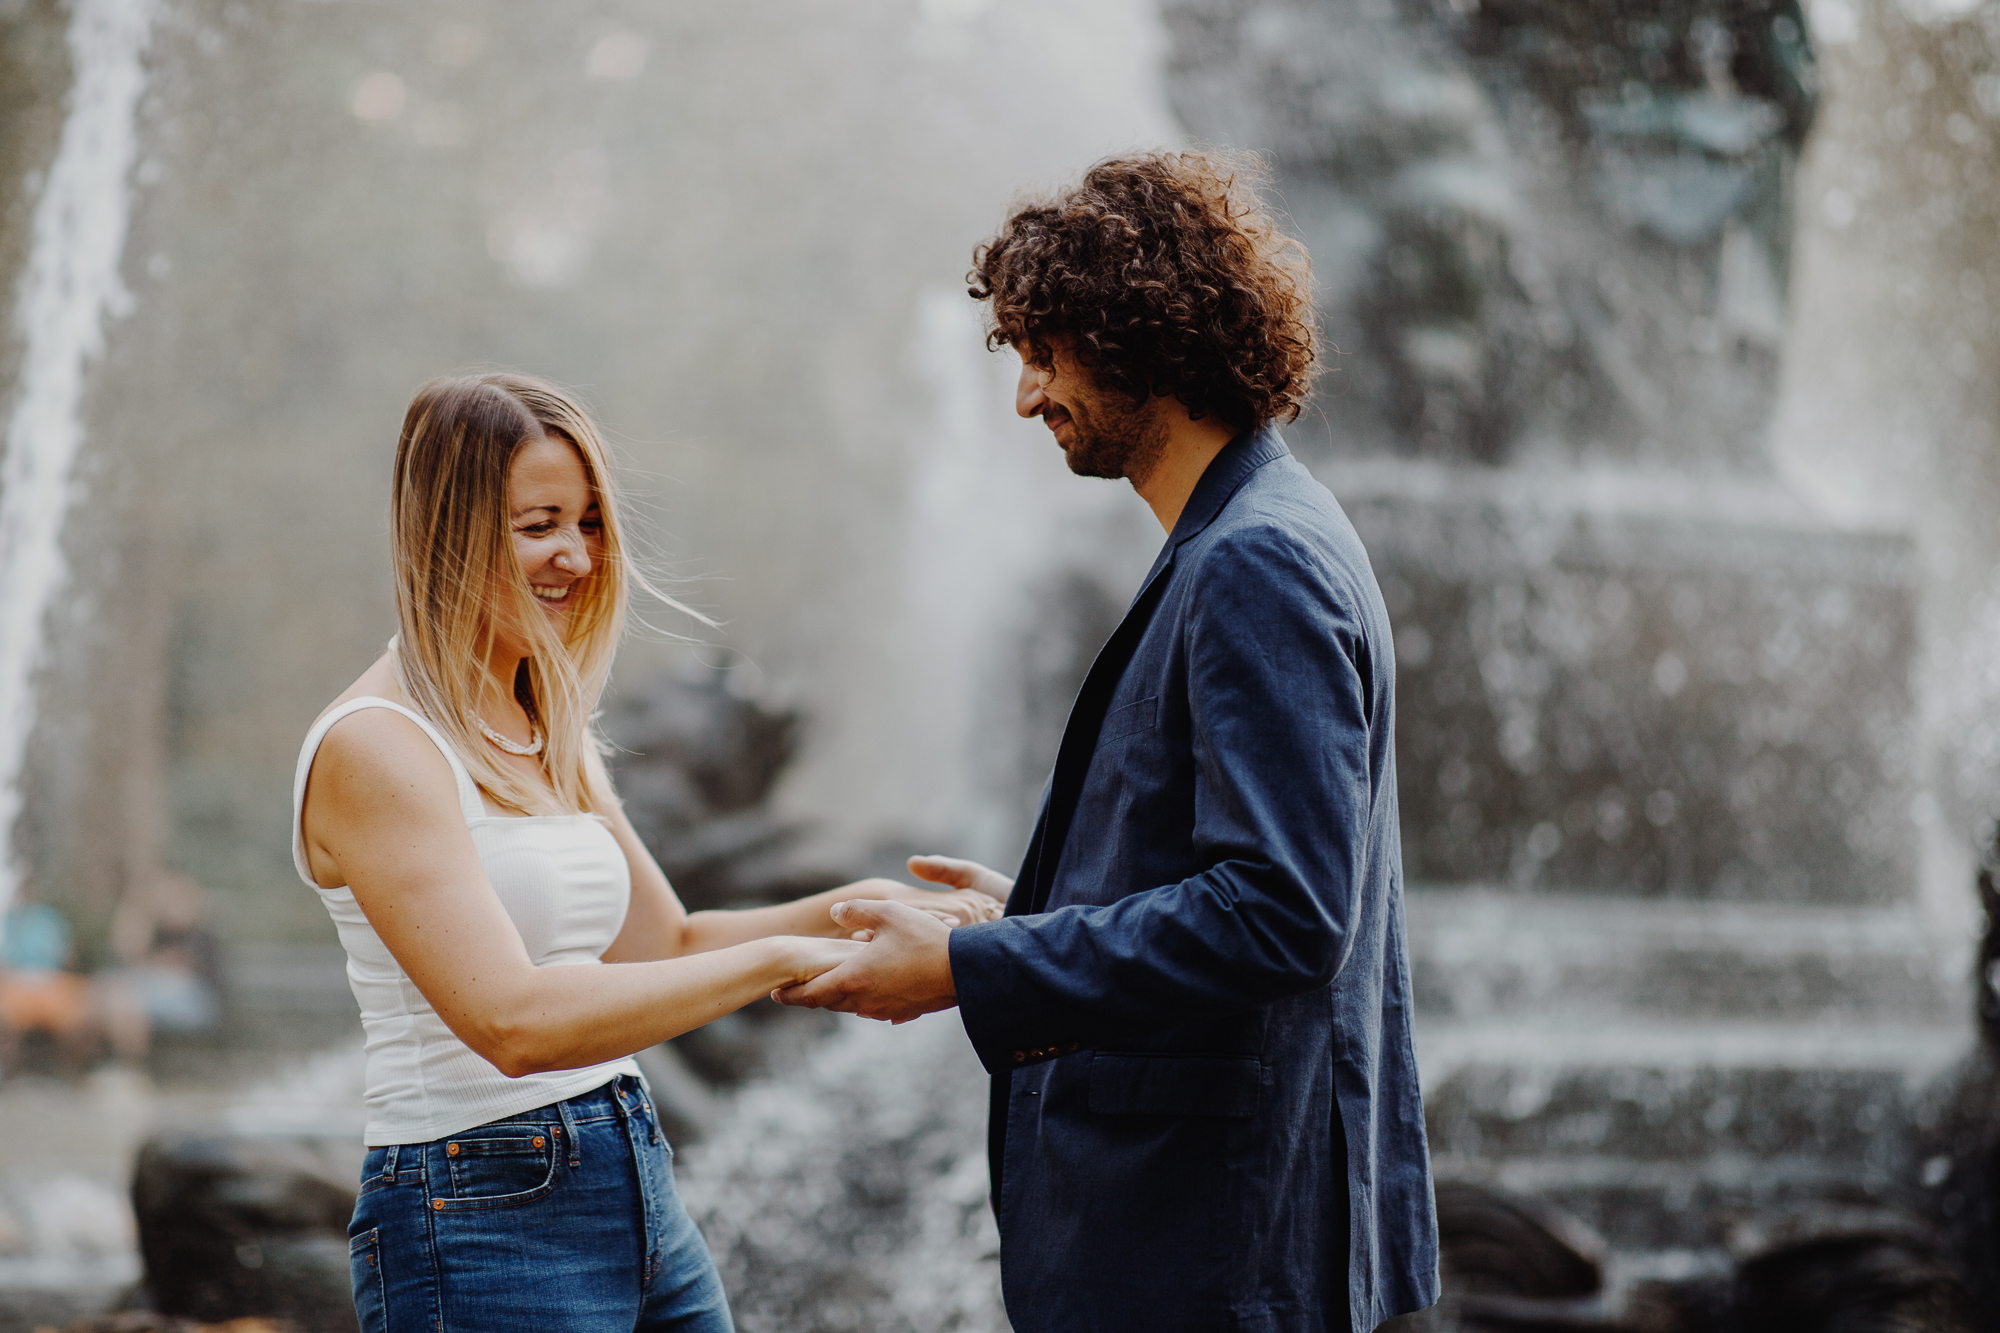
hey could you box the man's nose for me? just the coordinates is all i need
[1016,362,1047,419]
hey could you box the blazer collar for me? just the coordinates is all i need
[1133,423,1290,591]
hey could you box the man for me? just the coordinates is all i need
[776,151,1438,1332]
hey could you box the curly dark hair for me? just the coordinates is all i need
[968,150,1316,429]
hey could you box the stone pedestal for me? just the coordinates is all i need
[1328,455,1966,1286]
[1330,460,1919,903]
[1163,0,1977,1295]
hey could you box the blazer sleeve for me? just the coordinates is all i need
[950,523,1379,1075]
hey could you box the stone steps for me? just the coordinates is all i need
[1419,1023,1959,1162]
[1407,890,1974,1255]
[1407,889,1968,1022]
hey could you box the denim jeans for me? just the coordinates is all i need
[348,1074,732,1332]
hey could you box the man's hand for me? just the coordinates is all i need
[907,854,1015,902]
[770,899,957,1022]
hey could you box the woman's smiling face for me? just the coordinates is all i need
[490,431,603,660]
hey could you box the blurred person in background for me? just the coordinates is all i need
[0,878,96,1073]
[777,152,1439,1333]
[95,869,223,1062]
[294,372,1002,1333]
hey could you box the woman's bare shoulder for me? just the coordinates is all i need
[306,655,457,814]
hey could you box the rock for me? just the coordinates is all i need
[605,662,846,912]
[1430,1181,1631,1330]
[129,1134,359,1333]
[1438,1179,1606,1300]
[1729,1205,1975,1333]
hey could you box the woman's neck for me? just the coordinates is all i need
[474,653,535,737]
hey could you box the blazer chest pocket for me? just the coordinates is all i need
[1088,1052,1262,1118]
[1098,696,1158,745]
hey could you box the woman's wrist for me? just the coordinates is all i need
[763,934,823,988]
[785,888,846,938]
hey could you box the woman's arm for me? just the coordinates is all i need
[301,709,859,1077]
[597,797,1004,963]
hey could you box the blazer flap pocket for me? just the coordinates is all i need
[1099,695,1158,744]
[1088,1052,1262,1118]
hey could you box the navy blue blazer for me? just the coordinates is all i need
[949,426,1438,1332]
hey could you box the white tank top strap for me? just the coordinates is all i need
[291,696,484,886]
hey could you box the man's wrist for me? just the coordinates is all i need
[930,933,957,1006]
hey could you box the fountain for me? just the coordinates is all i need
[2,0,1999,1327]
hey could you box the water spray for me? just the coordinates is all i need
[0,0,159,926]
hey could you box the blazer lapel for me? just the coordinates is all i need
[1015,557,1177,915]
[1008,425,1292,916]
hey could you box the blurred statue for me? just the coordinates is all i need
[1166,0,1816,468]
[1156,0,1921,906]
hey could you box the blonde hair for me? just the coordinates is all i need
[388,372,696,815]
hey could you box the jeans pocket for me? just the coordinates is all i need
[435,1125,559,1210]
[350,1227,385,1331]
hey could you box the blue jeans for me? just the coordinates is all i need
[348,1074,732,1332]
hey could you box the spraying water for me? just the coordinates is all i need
[0,0,158,923]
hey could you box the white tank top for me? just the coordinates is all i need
[292,696,641,1146]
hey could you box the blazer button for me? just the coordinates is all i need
[1013,1050,1026,1063]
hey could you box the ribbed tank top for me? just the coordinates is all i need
[292,697,641,1146]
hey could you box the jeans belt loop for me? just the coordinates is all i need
[381,1143,399,1180]
[637,1077,661,1144]
[556,1093,583,1168]
[608,1074,653,1143]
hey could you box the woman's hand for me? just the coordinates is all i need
[775,934,868,988]
[832,875,1004,929]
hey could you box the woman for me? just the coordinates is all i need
[293,373,999,1332]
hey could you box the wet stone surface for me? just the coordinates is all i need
[1351,487,1919,900]
[677,1011,1008,1333]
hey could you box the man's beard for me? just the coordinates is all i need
[1061,391,1169,484]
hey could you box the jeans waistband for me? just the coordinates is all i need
[498,1072,649,1126]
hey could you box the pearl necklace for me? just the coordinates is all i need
[474,716,544,757]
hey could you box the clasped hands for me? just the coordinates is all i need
[774,855,1012,1022]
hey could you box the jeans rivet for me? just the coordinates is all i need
[431,1199,444,1211]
